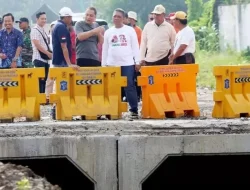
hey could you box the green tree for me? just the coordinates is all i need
[94,0,187,27]
[185,0,203,22]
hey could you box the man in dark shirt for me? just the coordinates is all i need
[0,13,23,68]
[52,7,78,69]
[51,7,79,119]
[75,7,104,67]
[16,17,33,68]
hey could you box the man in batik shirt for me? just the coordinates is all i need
[0,13,23,68]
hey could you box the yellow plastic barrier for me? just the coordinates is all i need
[49,67,127,120]
[138,64,200,119]
[0,68,46,121]
[212,65,250,118]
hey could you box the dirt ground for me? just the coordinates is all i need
[39,87,215,120]
[0,162,61,190]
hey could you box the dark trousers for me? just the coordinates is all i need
[77,58,101,67]
[174,53,195,64]
[146,51,171,66]
[122,71,141,102]
[121,65,138,113]
[134,71,141,101]
[33,59,49,93]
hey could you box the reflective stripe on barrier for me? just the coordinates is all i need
[49,67,127,120]
[212,65,250,118]
[0,68,46,121]
[138,64,200,119]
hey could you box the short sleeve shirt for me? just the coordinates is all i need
[30,24,49,63]
[75,21,99,61]
[173,26,195,55]
[0,28,23,68]
[52,20,71,66]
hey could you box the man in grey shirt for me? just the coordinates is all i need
[75,7,104,67]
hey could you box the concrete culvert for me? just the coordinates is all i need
[142,154,250,188]
[0,156,95,190]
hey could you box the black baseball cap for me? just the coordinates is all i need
[15,17,29,23]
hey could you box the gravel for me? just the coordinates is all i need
[38,87,215,121]
[0,162,61,190]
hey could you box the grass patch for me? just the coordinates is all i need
[196,50,248,89]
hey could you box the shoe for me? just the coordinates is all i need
[122,97,127,102]
[129,111,139,119]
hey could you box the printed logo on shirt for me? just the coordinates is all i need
[111,34,127,47]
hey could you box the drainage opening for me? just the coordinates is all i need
[1,156,95,190]
[240,113,249,117]
[142,154,250,188]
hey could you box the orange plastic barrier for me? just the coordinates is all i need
[212,65,250,118]
[138,64,200,119]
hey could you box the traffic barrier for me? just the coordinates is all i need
[212,65,250,118]
[0,68,46,122]
[138,64,200,119]
[49,67,127,120]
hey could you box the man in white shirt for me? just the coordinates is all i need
[31,12,52,93]
[169,11,196,64]
[102,8,140,119]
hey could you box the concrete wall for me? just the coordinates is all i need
[118,134,250,190]
[0,136,117,190]
[218,4,250,51]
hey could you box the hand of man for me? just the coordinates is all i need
[168,54,174,65]
[68,63,80,71]
[11,61,17,68]
[135,65,141,72]
[93,26,105,35]
[140,60,146,66]
[47,52,53,59]
[0,53,7,59]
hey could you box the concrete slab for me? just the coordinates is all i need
[0,135,117,190]
[0,118,249,136]
[0,119,249,190]
[118,134,250,190]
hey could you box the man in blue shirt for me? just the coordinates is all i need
[51,7,79,119]
[0,13,23,68]
[52,7,79,69]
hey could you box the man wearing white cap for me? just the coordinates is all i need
[52,7,79,69]
[169,11,195,64]
[128,11,142,45]
[140,4,176,66]
[50,7,79,119]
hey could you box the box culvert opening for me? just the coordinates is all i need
[142,154,250,188]
[1,156,95,190]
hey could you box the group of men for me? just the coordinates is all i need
[0,4,195,119]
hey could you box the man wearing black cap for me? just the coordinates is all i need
[0,18,2,30]
[16,18,33,68]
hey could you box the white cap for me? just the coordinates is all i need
[50,20,58,27]
[59,7,73,17]
[128,11,137,21]
[151,4,166,14]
